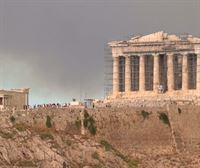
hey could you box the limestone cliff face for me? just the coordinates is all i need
[1,105,200,168]
[0,109,131,168]
[89,105,200,167]
[88,107,173,155]
[7,107,173,167]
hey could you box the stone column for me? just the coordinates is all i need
[2,97,4,106]
[113,57,119,95]
[27,93,29,106]
[167,53,174,92]
[139,55,145,91]
[125,56,131,93]
[197,53,200,91]
[2,97,5,109]
[153,54,160,91]
[182,54,188,91]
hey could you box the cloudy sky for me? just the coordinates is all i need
[0,0,199,105]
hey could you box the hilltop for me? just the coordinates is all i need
[0,103,200,167]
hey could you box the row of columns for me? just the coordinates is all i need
[113,53,200,95]
[1,96,9,106]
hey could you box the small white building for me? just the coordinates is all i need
[0,88,29,110]
[70,101,82,106]
[84,99,94,108]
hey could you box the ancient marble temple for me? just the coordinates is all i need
[108,31,200,99]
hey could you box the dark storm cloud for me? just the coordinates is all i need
[0,0,199,104]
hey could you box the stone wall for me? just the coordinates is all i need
[9,104,200,156]
[10,92,27,109]
[88,107,173,156]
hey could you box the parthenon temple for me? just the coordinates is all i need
[108,31,200,99]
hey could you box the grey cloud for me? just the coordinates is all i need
[0,0,199,104]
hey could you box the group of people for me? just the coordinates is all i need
[24,103,70,110]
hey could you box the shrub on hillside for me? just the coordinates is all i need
[100,140,138,168]
[46,115,52,128]
[10,116,15,123]
[40,132,54,140]
[17,160,36,167]
[159,112,170,126]
[141,110,150,120]
[178,108,181,114]
[15,124,27,132]
[83,110,97,135]
[91,151,100,160]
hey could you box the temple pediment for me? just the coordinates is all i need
[129,31,181,43]
[108,32,200,55]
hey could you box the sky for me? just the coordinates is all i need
[0,0,199,105]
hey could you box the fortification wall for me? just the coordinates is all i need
[87,107,173,156]
[167,104,200,152]
[7,104,200,157]
[12,108,81,134]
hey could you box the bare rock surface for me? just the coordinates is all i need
[0,110,133,168]
[1,103,200,167]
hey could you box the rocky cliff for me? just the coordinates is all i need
[0,108,137,168]
[1,104,200,167]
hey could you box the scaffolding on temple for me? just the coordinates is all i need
[104,45,113,98]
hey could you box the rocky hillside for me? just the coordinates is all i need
[1,103,200,167]
[0,110,137,168]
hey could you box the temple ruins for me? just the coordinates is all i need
[0,88,29,110]
[108,31,200,99]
